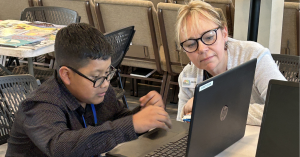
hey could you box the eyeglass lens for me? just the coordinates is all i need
[182,29,217,53]
[94,71,115,87]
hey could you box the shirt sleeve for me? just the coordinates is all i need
[246,49,286,126]
[113,100,141,119]
[23,103,138,157]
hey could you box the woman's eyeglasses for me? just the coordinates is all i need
[63,65,117,88]
[180,27,220,53]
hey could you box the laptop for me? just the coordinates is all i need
[106,58,257,157]
[256,80,299,157]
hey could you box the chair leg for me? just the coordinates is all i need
[163,74,172,106]
[159,71,168,96]
[130,78,134,96]
[117,71,129,108]
[134,79,138,97]
[171,85,179,104]
[121,66,129,88]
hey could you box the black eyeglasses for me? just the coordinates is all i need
[63,65,117,88]
[180,27,220,53]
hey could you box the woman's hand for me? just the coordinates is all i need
[184,97,194,115]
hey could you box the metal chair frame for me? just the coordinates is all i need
[272,54,300,82]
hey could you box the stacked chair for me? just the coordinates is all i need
[280,2,300,56]
[204,0,235,37]
[94,0,169,101]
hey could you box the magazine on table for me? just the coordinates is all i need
[0,20,29,30]
[0,28,29,37]
[0,35,45,47]
[23,29,54,37]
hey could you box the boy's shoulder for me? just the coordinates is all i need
[21,76,67,111]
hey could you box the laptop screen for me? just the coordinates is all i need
[256,80,299,157]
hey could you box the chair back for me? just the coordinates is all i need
[272,54,300,82]
[204,0,235,37]
[281,2,300,56]
[0,75,38,144]
[0,0,32,20]
[95,0,164,73]
[33,0,97,28]
[104,26,136,69]
[20,6,80,25]
[157,2,189,75]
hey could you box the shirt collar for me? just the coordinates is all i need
[55,71,83,112]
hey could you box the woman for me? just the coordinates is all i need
[176,1,286,125]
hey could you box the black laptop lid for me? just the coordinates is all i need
[186,58,257,157]
[256,80,299,157]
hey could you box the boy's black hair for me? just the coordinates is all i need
[55,23,113,71]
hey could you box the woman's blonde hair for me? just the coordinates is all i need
[175,0,227,44]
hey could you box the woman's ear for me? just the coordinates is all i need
[221,26,228,40]
[59,66,71,85]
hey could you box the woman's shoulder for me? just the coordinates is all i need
[228,38,266,51]
[228,38,270,59]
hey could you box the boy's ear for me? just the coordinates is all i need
[59,67,72,85]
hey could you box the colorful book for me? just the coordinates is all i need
[14,23,56,31]
[0,28,29,37]
[0,35,45,47]
[23,29,54,37]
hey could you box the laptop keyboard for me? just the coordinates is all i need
[145,135,188,157]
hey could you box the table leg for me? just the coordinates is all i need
[28,58,34,76]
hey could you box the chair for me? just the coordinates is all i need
[94,0,168,100]
[34,0,97,28]
[0,75,38,144]
[157,2,227,103]
[281,2,300,56]
[20,6,80,25]
[167,0,234,37]
[272,54,299,82]
[104,26,136,108]
[204,0,235,37]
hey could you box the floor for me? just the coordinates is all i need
[0,79,179,156]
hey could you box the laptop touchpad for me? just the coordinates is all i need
[144,128,170,140]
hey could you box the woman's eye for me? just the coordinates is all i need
[205,36,214,41]
[187,42,196,48]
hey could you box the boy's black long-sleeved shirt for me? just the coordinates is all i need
[6,74,140,157]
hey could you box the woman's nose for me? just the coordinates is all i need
[196,40,208,54]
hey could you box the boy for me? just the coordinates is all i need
[6,23,172,157]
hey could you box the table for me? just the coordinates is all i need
[0,44,54,76]
[216,125,261,157]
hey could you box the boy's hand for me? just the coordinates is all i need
[139,91,164,109]
[132,106,172,133]
[184,97,194,115]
